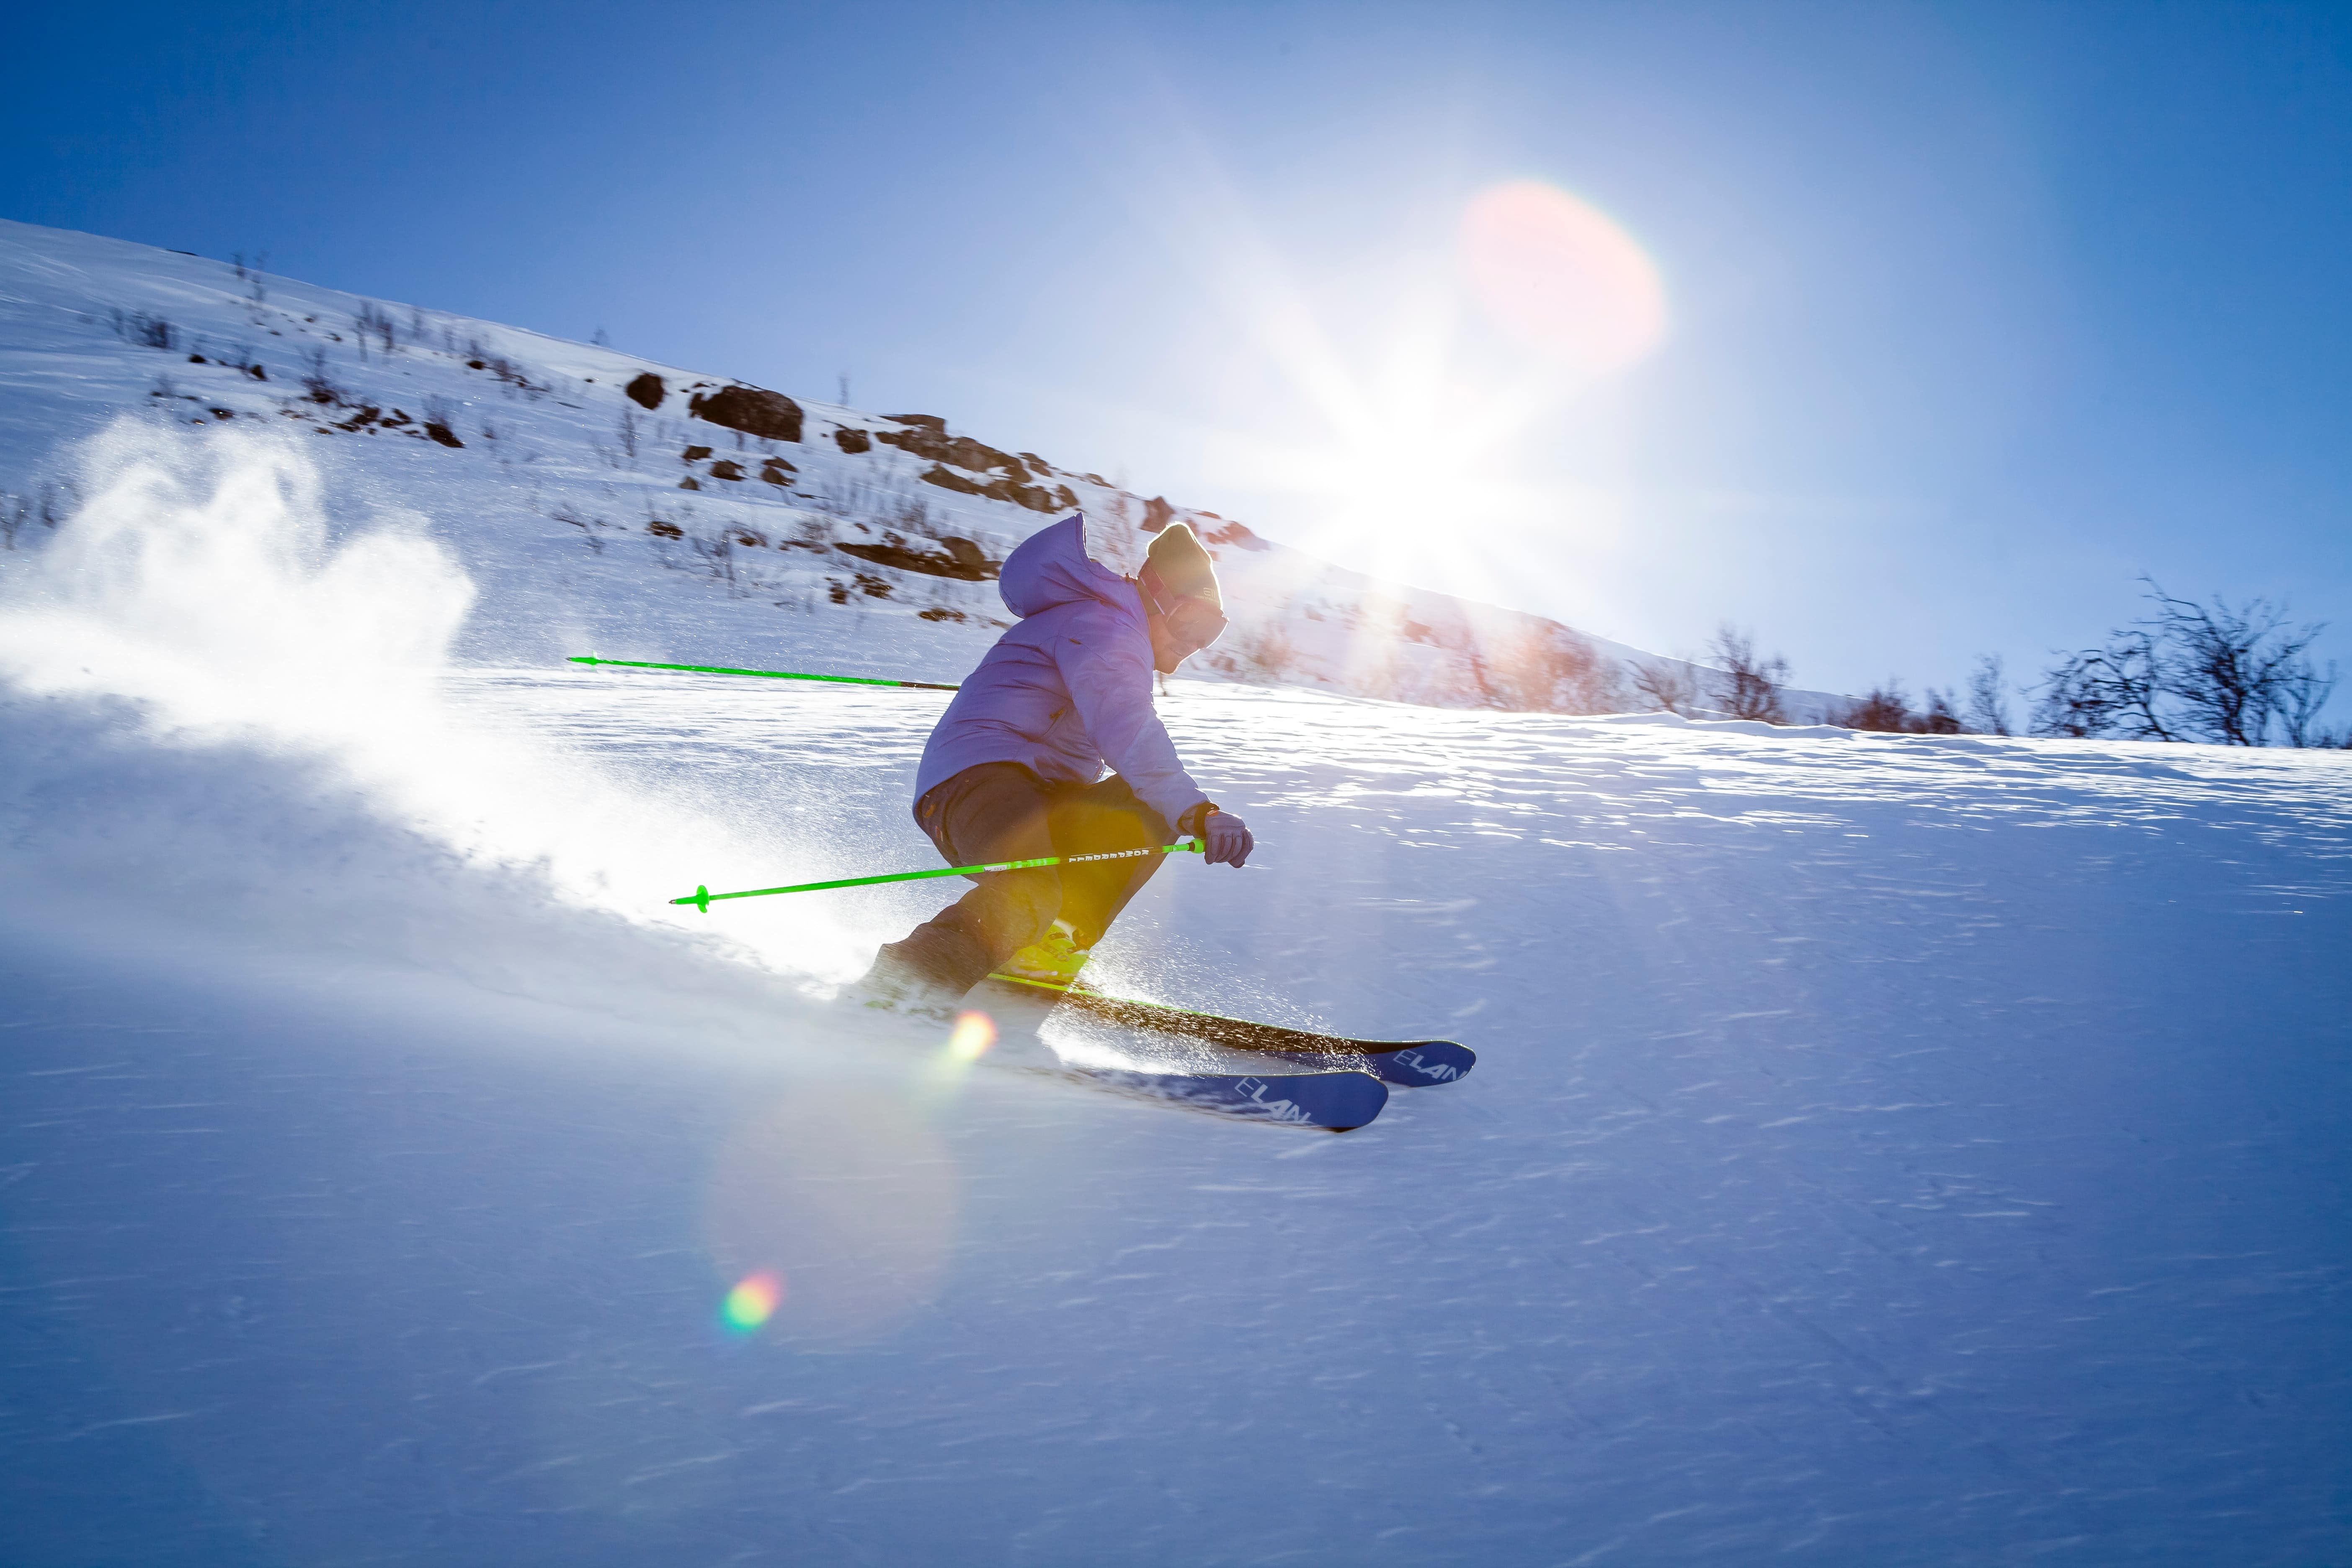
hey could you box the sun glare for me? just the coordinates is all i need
[1193,178,1664,603]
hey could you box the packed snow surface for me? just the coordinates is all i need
[3,302,2349,1565]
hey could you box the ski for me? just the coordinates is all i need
[982,974,1475,1088]
[1058,1064,1387,1131]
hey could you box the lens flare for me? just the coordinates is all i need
[946,1010,996,1063]
[701,1092,960,1347]
[720,1269,784,1334]
[1461,179,1669,374]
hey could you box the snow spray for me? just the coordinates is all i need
[0,418,867,978]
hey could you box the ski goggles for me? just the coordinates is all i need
[1138,563,1229,652]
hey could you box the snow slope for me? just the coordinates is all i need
[0,217,1834,718]
[2,231,2349,1566]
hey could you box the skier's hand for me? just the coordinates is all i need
[1202,811,1253,867]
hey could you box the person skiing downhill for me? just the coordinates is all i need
[853,513,1253,1014]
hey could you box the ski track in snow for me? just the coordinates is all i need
[5,662,2349,1566]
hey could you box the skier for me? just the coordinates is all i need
[852,513,1254,1014]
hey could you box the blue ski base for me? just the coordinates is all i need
[1074,1065,1387,1131]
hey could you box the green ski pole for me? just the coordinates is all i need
[569,654,959,691]
[672,841,1204,914]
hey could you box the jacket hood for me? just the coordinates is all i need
[998,514,1138,621]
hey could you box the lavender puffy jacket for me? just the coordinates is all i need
[912,516,1209,829]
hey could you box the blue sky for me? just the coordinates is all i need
[5,1,2347,704]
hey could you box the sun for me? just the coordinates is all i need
[1196,179,1666,597]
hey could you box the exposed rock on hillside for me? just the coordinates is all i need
[872,418,1078,514]
[877,416,1028,478]
[836,531,997,581]
[916,462,1076,514]
[689,384,802,442]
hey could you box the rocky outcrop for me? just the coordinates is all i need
[689,384,803,442]
[866,417,1075,513]
[1197,516,1267,552]
[916,463,1077,515]
[624,372,665,410]
[876,421,1031,481]
[834,531,997,581]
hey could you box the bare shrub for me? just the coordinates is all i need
[1918,689,1964,734]
[420,396,463,447]
[355,301,397,355]
[551,503,609,554]
[1489,624,1623,713]
[299,346,344,405]
[802,472,938,536]
[2032,578,2335,746]
[215,342,266,380]
[1556,644,1627,714]
[1823,680,1963,735]
[1828,683,1915,732]
[2151,583,2334,746]
[1964,654,2012,735]
[1629,659,1698,716]
[0,491,26,549]
[886,486,932,534]
[1708,625,1789,722]
[689,532,739,590]
[457,338,539,395]
[111,309,179,351]
[1247,619,1297,680]
[616,405,640,461]
[2278,663,2339,749]
[2032,638,2159,738]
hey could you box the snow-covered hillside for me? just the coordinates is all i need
[0,217,1827,717]
[1,223,2347,1565]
